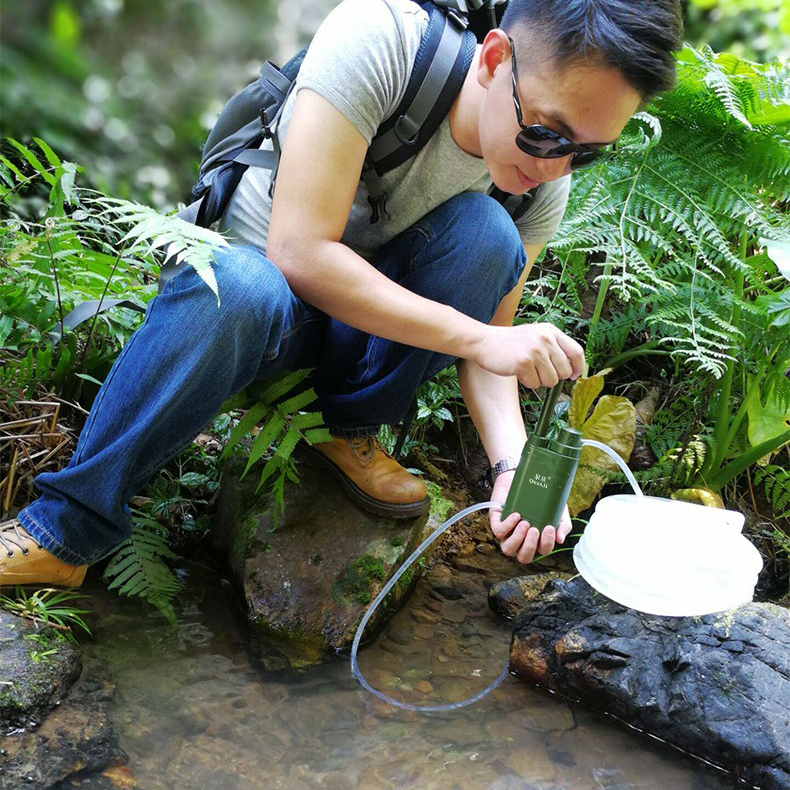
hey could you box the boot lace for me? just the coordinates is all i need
[346,435,392,463]
[0,519,43,558]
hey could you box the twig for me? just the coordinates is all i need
[48,395,90,417]
[3,447,18,514]
[0,416,55,431]
[79,246,126,366]
[5,611,73,633]
[45,231,65,335]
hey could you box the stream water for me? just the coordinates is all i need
[80,550,740,790]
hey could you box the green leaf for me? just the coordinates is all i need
[33,138,62,168]
[304,427,332,445]
[221,401,270,458]
[179,472,212,488]
[760,237,790,282]
[243,413,286,475]
[277,387,318,415]
[7,139,56,185]
[274,426,300,459]
[747,382,790,460]
[0,153,25,182]
[75,372,104,386]
[290,411,325,430]
[255,369,313,404]
[254,455,286,493]
[59,162,78,205]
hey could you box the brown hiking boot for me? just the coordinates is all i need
[0,519,87,588]
[307,435,430,518]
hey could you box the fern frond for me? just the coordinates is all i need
[102,511,180,623]
[94,197,228,304]
[0,347,53,397]
[754,464,790,519]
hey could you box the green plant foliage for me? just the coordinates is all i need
[0,137,231,405]
[102,510,180,624]
[754,463,790,519]
[425,480,453,521]
[335,555,387,605]
[550,47,789,378]
[221,369,332,523]
[95,197,227,303]
[0,586,91,643]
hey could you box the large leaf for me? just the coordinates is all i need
[567,371,607,429]
[568,395,636,515]
[747,382,790,464]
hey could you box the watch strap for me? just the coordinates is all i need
[491,456,520,479]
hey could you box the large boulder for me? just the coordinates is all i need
[492,575,790,790]
[213,455,438,670]
[0,612,125,789]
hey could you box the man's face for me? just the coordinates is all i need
[476,29,643,194]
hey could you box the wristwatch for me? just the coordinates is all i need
[490,456,520,481]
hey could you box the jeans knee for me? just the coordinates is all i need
[210,246,293,330]
[435,193,525,296]
[456,192,523,261]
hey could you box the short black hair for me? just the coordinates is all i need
[500,0,683,102]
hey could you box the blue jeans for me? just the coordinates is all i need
[18,193,526,564]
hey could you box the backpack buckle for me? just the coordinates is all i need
[394,114,420,146]
[368,195,390,224]
[260,107,273,139]
[445,8,468,30]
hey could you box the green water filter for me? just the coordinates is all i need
[502,383,583,530]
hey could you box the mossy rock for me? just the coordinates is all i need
[213,454,438,670]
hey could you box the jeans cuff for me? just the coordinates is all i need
[17,509,91,566]
[326,424,381,440]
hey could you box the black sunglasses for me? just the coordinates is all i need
[507,37,616,171]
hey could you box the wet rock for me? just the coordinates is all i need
[410,607,441,625]
[488,571,573,619]
[213,455,437,670]
[452,555,497,574]
[412,624,434,640]
[508,576,790,790]
[0,656,126,790]
[0,611,81,731]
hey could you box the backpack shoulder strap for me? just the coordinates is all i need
[362,4,477,222]
[368,5,475,174]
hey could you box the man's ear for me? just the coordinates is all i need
[477,29,511,89]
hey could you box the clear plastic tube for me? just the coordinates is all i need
[350,501,510,712]
[350,440,642,713]
[581,439,643,497]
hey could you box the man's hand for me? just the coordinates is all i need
[473,323,585,388]
[489,469,572,564]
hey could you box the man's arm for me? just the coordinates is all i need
[267,89,484,360]
[458,243,583,563]
[267,90,582,385]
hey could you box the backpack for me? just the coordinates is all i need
[60,1,539,345]
[167,0,537,284]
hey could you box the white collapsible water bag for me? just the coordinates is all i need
[573,495,763,617]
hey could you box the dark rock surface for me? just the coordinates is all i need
[497,575,790,790]
[213,454,438,670]
[0,611,125,790]
[488,572,572,619]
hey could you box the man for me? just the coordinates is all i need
[0,0,682,587]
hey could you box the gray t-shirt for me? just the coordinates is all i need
[220,0,571,261]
